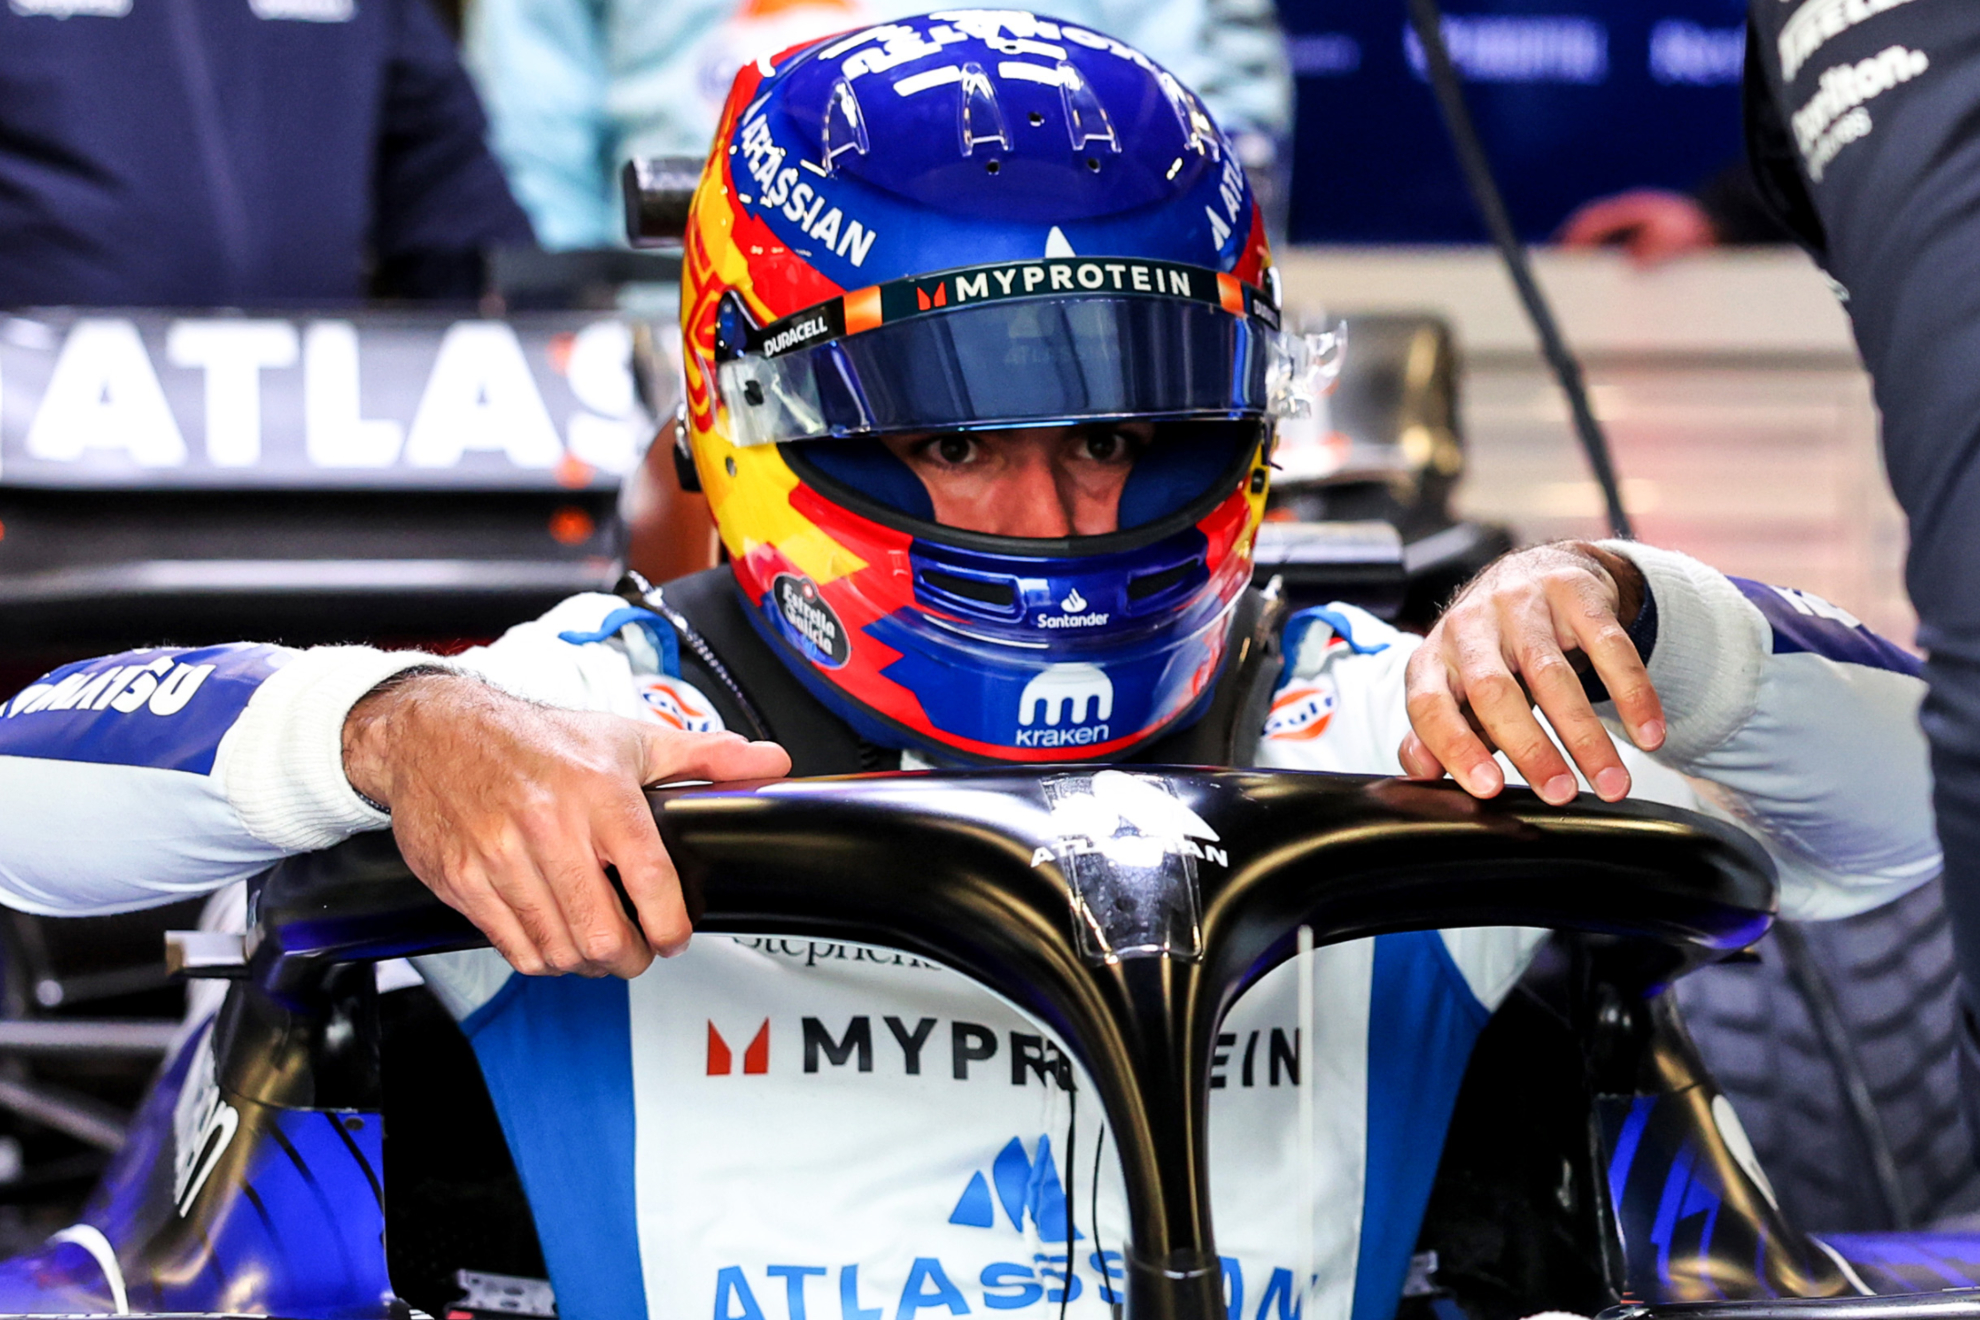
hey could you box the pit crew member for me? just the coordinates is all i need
[0,0,533,306]
[0,17,1939,1320]
[1741,0,1980,1089]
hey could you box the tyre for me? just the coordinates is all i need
[1674,877,1980,1232]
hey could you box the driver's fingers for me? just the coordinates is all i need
[1551,578,1666,752]
[622,727,789,959]
[455,843,594,977]
[479,843,601,976]
[426,867,545,975]
[532,828,656,978]
[643,728,792,787]
[594,788,693,959]
[1444,607,1579,805]
[1398,729,1446,780]
[1500,587,1632,802]
[1403,643,1505,797]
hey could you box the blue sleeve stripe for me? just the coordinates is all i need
[1351,932,1491,1320]
[1729,579,1922,677]
[0,645,287,775]
[462,976,646,1320]
[557,607,682,678]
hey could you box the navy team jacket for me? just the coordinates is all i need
[0,0,534,306]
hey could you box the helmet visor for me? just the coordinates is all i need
[717,277,1339,448]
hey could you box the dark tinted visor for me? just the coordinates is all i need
[719,295,1331,446]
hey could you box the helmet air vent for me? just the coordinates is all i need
[1058,62,1119,154]
[919,567,1021,615]
[820,78,870,176]
[1126,561,1201,603]
[957,62,1011,156]
[1158,72,1217,159]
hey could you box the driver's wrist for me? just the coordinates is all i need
[1591,540,1767,764]
[1579,542,1650,634]
[341,668,465,811]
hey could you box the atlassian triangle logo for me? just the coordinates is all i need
[948,1135,1083,1240]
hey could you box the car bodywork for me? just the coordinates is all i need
[0,770,1971,1319]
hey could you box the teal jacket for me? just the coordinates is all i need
[464,0,1293,250]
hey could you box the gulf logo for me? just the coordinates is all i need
[1263,678,1337,742]
[637,676,723,734]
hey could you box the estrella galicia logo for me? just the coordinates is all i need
[771,573,851,668]
[949,1135,1081,1240]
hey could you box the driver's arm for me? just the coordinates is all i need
[0,642,433,914]
[0,592,788,976]
[1403,541,1938,919]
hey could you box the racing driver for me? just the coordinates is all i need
[0,14,1942,1320]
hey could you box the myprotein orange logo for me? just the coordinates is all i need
[914,282,948,311]
[707,1019,770,1075]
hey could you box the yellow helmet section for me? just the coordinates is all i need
[677,68,872,590]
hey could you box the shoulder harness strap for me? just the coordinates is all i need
[1127,576,1286,769]
[620,568,892,776]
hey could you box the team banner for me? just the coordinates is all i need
[0,310,677,490]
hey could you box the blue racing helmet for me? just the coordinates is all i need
[680,10,1338,762]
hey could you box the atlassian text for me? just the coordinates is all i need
[705,1255,1314,1319]
[737,114,879,267]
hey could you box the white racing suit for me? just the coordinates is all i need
[0,542,1940,1320]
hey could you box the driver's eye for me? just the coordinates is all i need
[934,435,975,465]
[1084,429,1129,462]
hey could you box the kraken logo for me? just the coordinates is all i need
[1018,663,1112,727]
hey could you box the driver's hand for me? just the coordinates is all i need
[341,672,790,978]
[1400,541,1664,806]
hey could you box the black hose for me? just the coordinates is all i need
[1404,0,1634,540]
[1061,1086,1076,1320]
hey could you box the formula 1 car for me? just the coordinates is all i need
[0,769,1973,1320]
[0,271,1521,1264]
